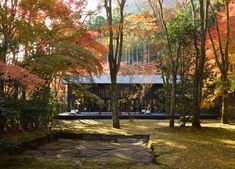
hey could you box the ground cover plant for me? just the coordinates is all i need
[0,0,235,168]
[0,119,235,169]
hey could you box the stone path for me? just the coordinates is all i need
[23,137,156,168]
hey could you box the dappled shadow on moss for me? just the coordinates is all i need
[1,120,235,169]
[0,131,156,169]
[0,156,77,169]
[149,125,235,169]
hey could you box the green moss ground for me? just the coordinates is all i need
[1,119,235,169]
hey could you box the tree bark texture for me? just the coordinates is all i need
[169,71,176,127]
[222,92,229,124]
[192,0,209,128]
[207,0,230,124]
[111,82,120,128]
[104,0,126,128]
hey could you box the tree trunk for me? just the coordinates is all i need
[0,47,7,95]
[221,93,229,124]
[169,71,176,127]
[192,0,209,128]
[221,76,229,124]
[104,0,126,129]
[192,75,201,127]
[111,82,120,128]
[221,0,230,124]
[209,0,230,124]
[190,0,201,128]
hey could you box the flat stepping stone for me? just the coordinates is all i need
[23,137,155,167]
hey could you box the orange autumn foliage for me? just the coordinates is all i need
[206,1,235,73]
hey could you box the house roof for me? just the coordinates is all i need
[66,74,163,84]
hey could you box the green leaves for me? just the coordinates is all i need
[32,54,76,74]
[167,12,195,44]
[230,72,235,92]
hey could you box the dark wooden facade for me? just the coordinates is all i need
[67,83,163,113]
[229,92,235,118]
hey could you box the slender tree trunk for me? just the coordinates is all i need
[157,0,176,127]
[221,0,230,124]
[169,42,181,127]
[192,73,201,127]
[192,0,209,128]
[104,0,126,129]
[111,82,120,128]
[207,0,230,124]
[0,47,7,94]
[161,69,170,115]
[169,71,176,127]
[221,74,229,124]
[190,0,201,127]
[222,91,229,124]
[22,88,26,100]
